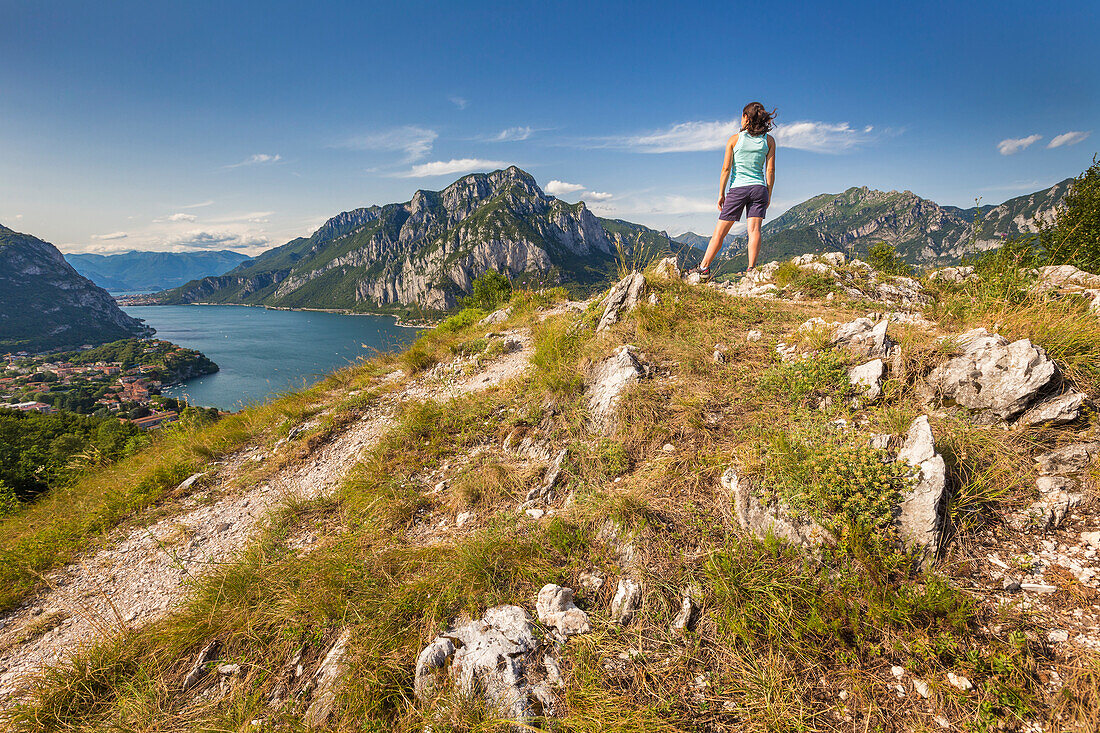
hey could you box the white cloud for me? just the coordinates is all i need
[180,199,214,209]
[772,122,875,153]
[396,158,511,178]
[225,153,282,168]
[90,231,128,240]
[591,193,717,217]
[157,212,197,223]
[586,191,613,201]
[598,119,876,154]
[545,180,585,196]
[997,135,1042,155]
[337,125,438,161]
[208,211,276,224]
[1048,130,1091,149]
[449,95,469,109]
[492,126,534,142]
[163,230,270,251]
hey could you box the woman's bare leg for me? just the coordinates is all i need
[701,219,735,270]
[746,217,763,269]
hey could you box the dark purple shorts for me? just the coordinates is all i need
[720,184,769,221]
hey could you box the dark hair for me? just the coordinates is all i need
[742,102,777,136]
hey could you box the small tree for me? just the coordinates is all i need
[866,242,912,276]
[465,270,512,311]
[1040,155,1100,272]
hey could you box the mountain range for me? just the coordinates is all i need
[159,167,677,314]
[674,179,1071,266]
[0,225,148,353]
[65,250,252,293]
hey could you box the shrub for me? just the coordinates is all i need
[436,307,487,334]
[1039,155,1100,272]
[463,270,512,312]
[867,242,912,275]
[758,352,850,405]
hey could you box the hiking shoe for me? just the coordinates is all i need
[686,266,712,283]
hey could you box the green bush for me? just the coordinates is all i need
[463,270,512,311]
[964,234,1041,304]
[867,242,912,275]
[758,352,850,404]
[436,307,487,334]
[1040,155,1100,272]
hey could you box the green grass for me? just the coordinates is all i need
[3,264,1081,732]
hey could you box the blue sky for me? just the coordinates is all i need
[1,0,1096,254]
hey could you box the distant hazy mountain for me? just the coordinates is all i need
[715,179,1072,266]
[0,225,148,353]
[671,232,710,250]
[65,249,251,292]
[160,167,676,312]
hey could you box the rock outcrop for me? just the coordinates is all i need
[414,605,557,721]
[0,224,149,352]
[721,468,835,548]
[586,345,649,434]
[925,328,1057,422]
[159,168,673,312]
[895,416,948,556]
[536,584,590,637]
[597,272,646,332]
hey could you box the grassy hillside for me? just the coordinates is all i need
[3,259,1099,731]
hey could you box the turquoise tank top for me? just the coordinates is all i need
[729,132,769,188]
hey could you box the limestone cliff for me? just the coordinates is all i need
[0,225,149,352]
[160,167,674,311]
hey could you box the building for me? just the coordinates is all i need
[129,410,178,429]
[0,401,52,413]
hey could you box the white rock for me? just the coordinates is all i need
[177,472,206,491]
[848,359,885,400]
[1048,629,1069,643]
[479,306,513,326]
[722,468,835,547]
[833,317,894,358]
[578,570,604,593]
[891,665,906,679]
[947,672,973,691]
[746,330,763,342]
[925,328,1056,422]
[586,345,649,434]
[302,628,352,728]
[1080,531,1100,548]
[413,606,550,720]
[912,677,931,698]
[651,257,681,281]
[217,663,241,676]
[1034,442,1100,475]
[536,584,590,637]
[525,508,546,519]
[456,511,472,527]
[597,272,646,332]
[896,416,947,556]
[609,578,642,625]
[1019,392,1087,426]
[670,586,700,632]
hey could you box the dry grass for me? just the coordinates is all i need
[6,275,1092,732]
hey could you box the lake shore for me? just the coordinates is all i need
[119,298,438,329]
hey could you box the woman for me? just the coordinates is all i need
[690,102,776,282]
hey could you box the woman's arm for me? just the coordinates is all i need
[718,134,737,208]
[765,134,776,197]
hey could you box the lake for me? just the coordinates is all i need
[121,305,421,410]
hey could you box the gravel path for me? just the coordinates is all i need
[0,329,533,705]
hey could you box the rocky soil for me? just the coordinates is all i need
[0,328,536,706]
[3,254,1100,730]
